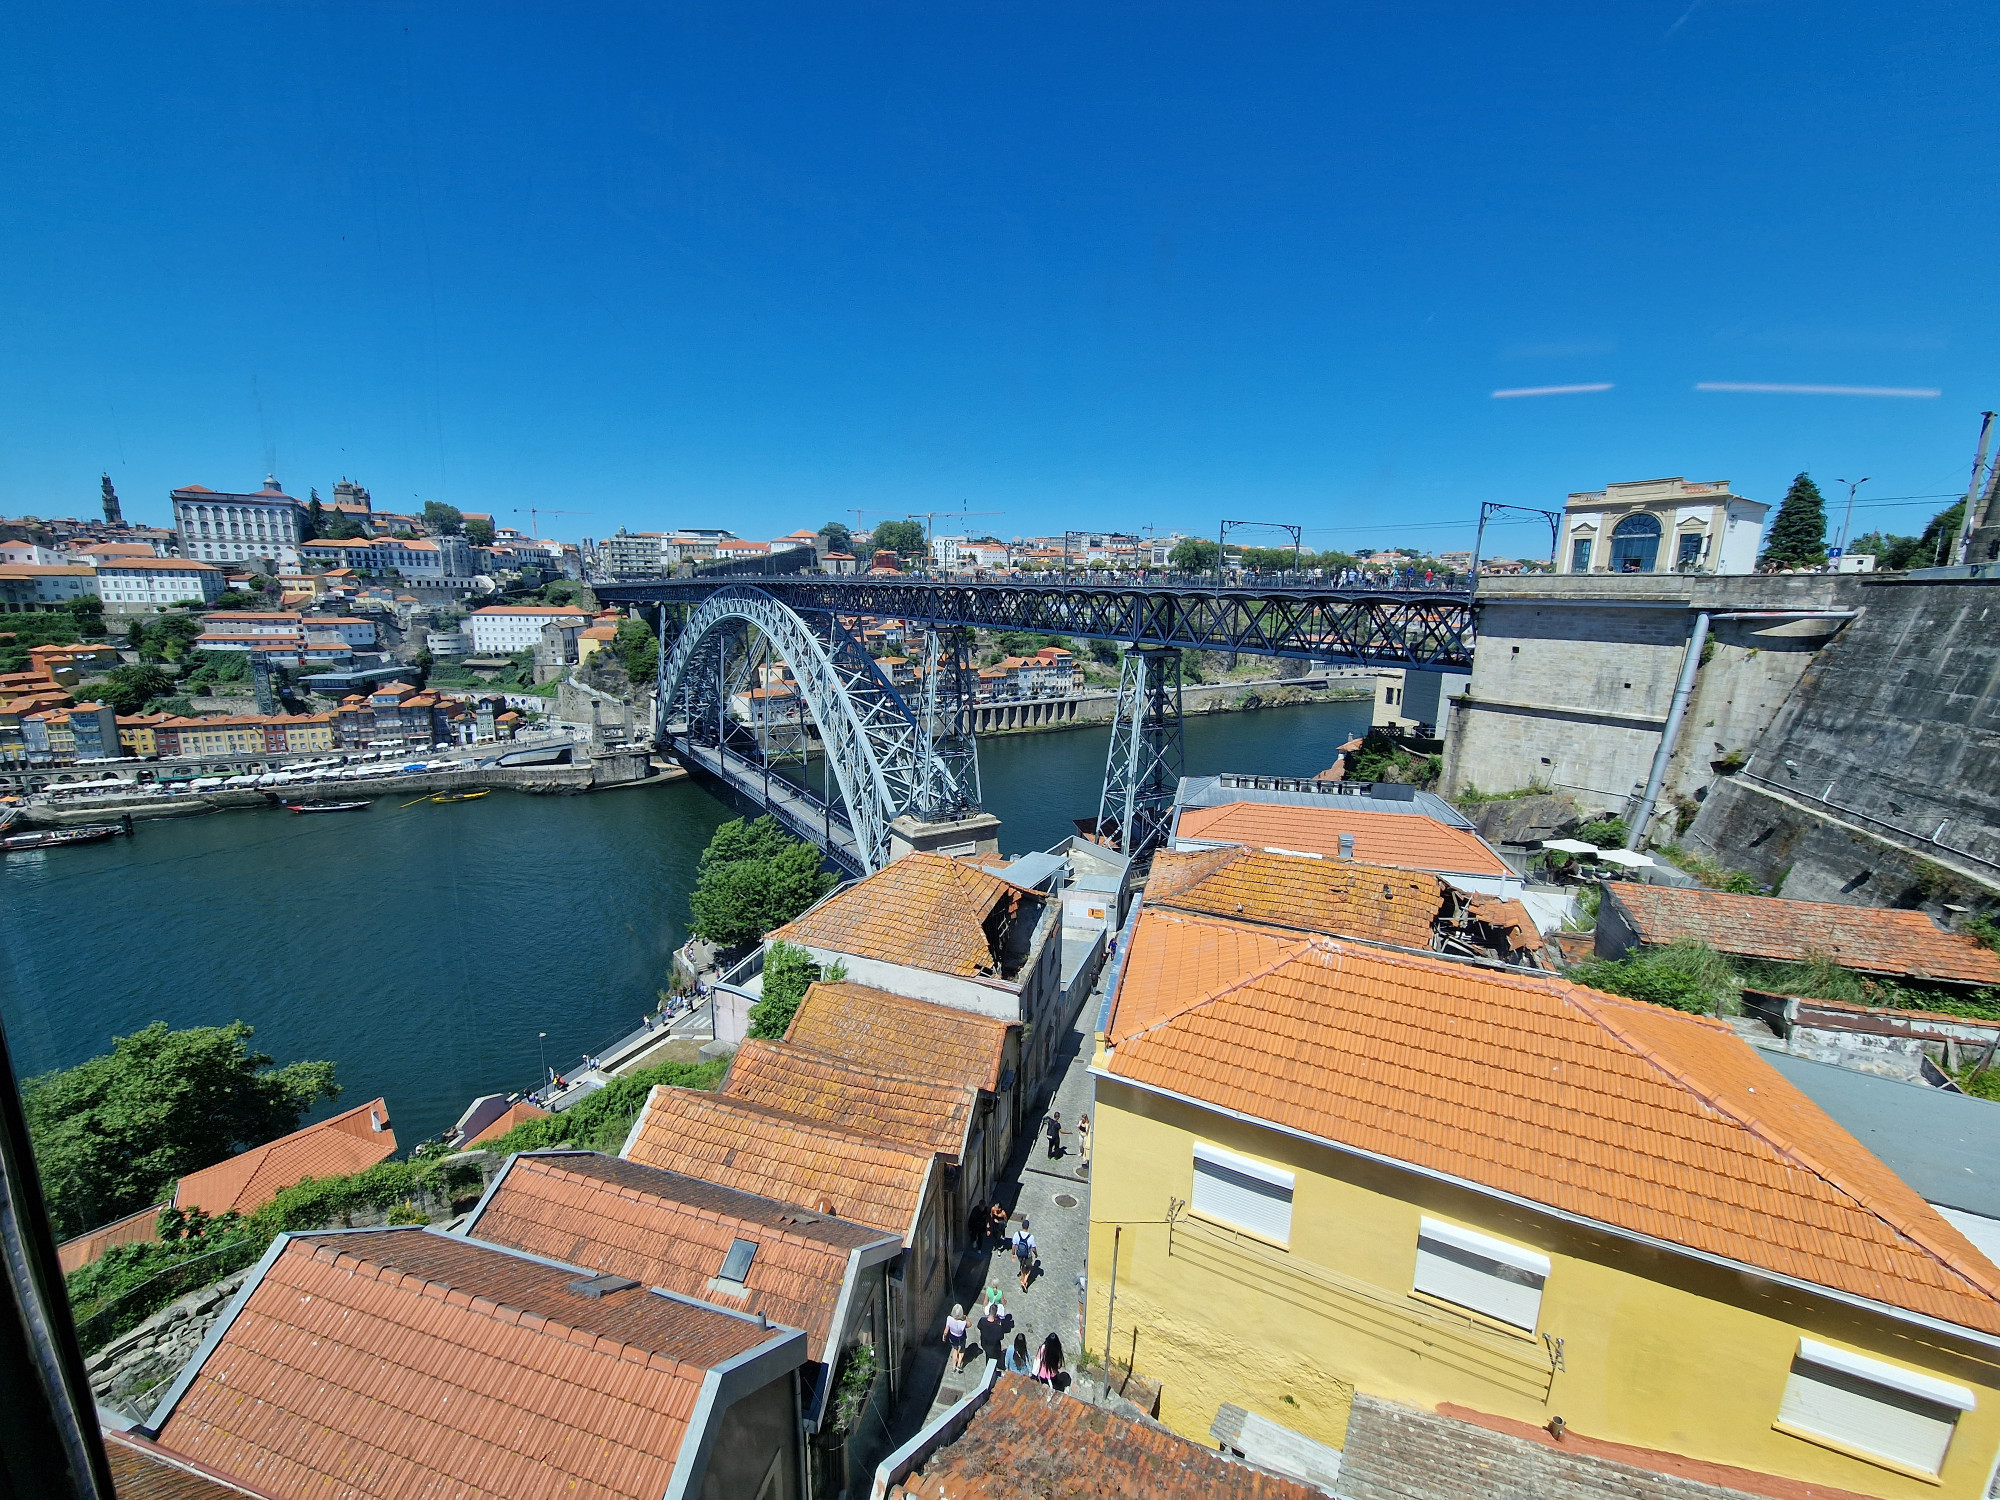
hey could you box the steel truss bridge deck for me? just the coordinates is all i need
[670,732,866,876]
[598,576,1473,668]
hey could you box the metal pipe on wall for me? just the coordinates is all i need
[1625,611,1712,851]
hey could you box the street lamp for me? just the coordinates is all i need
[1833,477,1870,557]
[537,1032,548,1085]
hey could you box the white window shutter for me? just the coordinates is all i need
[1192,1144,1293,1243]
[1413,1218,1548,1331]
[1779,1342,1970,1476]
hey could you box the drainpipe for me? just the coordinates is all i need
[1625,611,1710,851]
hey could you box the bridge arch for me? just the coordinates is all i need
[652,586,972,871]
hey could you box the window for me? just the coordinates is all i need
[1570,537,1593,572]
[1413,1218,1547,1331]
[1676,532,1705,569]
[1192,1143,1293,1243]
[1609,513,1662,573]
[1777,1340,1972,1476]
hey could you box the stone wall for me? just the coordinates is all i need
[88,1266,254,1424]
[1684,576,2000,912]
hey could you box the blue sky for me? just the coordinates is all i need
[2,3,1993,557]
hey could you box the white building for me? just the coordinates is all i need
[172,478,308,567]
[0,564,99,612]
[0,541,64,567]
[93,558,224,609]
[467,604,591,653]
[302,616,379,647]
[1557,477,1770,576]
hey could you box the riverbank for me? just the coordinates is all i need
[970,676,1368,736]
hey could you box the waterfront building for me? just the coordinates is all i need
[171,477,307,567]
[137,1227,808,1499]
[63,701,121,760]
[153,714,277,757]
[466,602,590,653]
[22,710,76,762]
[93,556,224,609]
[1556,476,1770,575]
[333,683,472,748]
[115,713,167,757]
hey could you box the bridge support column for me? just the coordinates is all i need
[1098,644,1184,857]
[888,810,1003,862]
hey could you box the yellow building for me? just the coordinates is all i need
[115,713,168,756]
[1086,858,2000,1500]
[271,712,335,751]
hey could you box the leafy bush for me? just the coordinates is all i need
[1567,940,1738,1015]
[1964,916,2000,954]
[1655,844,1764,894]
[749,945,846,1039]
[1736,952,2000,1022]
[478,1057,728,1156]
[1574,817,1628,848]
[1347,732,1441,789]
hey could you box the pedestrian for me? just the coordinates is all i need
[943,1303,968,1373]
[1076,1113,1090,1174]
[1045,1109,1063,1160]
[967,1202,988,1252]
[1007,1331,1032,1375]
[977,1300,1010,1366]
[988,1201,1008,1249]
[1013,1218,1037,1292]
[1036,1333,1067,1390]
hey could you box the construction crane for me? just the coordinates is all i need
[907,508,1003,546]
[512,507,591,540]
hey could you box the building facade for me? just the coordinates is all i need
[466,603,591,653]
[1557,477,1770,576]
[171,478,307,567]
[94,558,225,609]
[0,564,98,611]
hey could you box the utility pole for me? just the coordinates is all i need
[1832,478,1869,557]
[1952,413,1996,565]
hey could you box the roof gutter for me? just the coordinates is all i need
[1091,1065,2000,1355]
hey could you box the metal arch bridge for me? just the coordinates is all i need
[607,576,1474,873]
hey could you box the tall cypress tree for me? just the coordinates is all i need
[1763,473,1829,569]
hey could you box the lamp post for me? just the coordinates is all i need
[1833,478,1870,557]
[537,1032,548,1085]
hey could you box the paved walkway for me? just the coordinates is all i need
[884,975,1102,1450]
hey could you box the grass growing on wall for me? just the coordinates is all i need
[1567,941,1740,1015]
[478,1056,728,1156]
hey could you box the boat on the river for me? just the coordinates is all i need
[283,800,373,814]
[2,820,131,853]
[429,790,490,804]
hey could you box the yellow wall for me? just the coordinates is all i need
[1085,1075,2000,1499]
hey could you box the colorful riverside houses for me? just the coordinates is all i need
[1085,853,2000,1500]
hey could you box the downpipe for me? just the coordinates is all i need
[1625,611,1710,851]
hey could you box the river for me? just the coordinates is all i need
[0,697,1371,1145]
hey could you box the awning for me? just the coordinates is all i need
[1540,838,1600,855]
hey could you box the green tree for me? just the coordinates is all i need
[306,492,324,539]
[135,612,205,663]
[24,1022,340,1239]
[688,816,835,948]
[1168,537,1221,572]
[1762,473,1829,569]
[422,501,464,535]
[818,520,853,554]
[411,647,434,689]
[212,590,264,610]
[614,616,658,681]
[748,942,818,1038]
[869,519,927,557]
[63,596,108,639]
[464,517,496,546]
[97,663,175,715]
[1915,501,1967,569]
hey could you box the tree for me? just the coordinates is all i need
[306,492,324,539]
[1762,473,1829,569]
[422,501,464,535]
[748,942,818,1039]
[1168,537,1221,572]
[818,520,853,554]
[24,1021,340,1239]
[688,816,835,948]
[135,612,205,663]
[1915,501,1967,569]
[464,517,496,547]
[63,595,108,639]
[869,519,926,557]
[411,648,434,689]
[213,590,265,610]
[614,616,658,682]
[98,663,174,715]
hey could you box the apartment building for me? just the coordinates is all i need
[0,563,98,612]
[171,478,307,566]
[466,602,590,652]
[93,557,224,609]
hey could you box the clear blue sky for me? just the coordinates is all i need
[3,2,1994,557]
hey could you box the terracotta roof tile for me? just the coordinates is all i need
[771,851,1045,977]
[173,1099,396,1218]
[722,1039,977,1158]
[1145,847,1444,949]
[154,1228,780,1500]
[888,1373,1322,1499]
[1175,800,1513,878]
[624,1087,935,1240]
[465,1151,891,1362]
[1104,912,2000,1335]
[1464,893,1543,951]
[465,1099,547,1147]
[1105,910,1299,1044]
[785,981,1014,1093]
[1607,885,2000,986]
[107,1431,279,1498]
[58,1202,163,1274]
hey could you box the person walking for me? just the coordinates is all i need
[1035,1333,1066,1388]
[1045,1109,1063,1160]
[1007,1331,1032,1375]
[977,1300,1011,1366]
[943,1304,969,1373]
[1075,1114,1090,1174]
[1013,1218,1038,1291]
[988,1201,1008,1250]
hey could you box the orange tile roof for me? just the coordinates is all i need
[887,1372,1322,1500]
[771,851,1044,978]
[1175,800,1513,878]
[465,1151,891,1363]
[1104,912,2000,1335]
[57,1201,163,1275]
[105,1430,279,1498]
[1145,846,1444,949]
[1464,893,1543,952]
[173,1099,396,1218]
[1607,885,2000,986]
[625,1087,935,1241]
[1106,909,1299,1044]
[465,1098,548,1146]
[785,980,1014,1093]
[722,1039,976,1159]
[154,1228,779,1500]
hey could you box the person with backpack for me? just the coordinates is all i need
[1013,1217,1038,1291]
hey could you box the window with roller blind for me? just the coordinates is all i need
[1412,1218,1548,1332]
[1191,1143,1294,1244]
[1776,1340,1973,1477]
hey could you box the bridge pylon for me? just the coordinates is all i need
[1098,644,1184,858]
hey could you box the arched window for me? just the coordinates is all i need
[1609,513,1662,573]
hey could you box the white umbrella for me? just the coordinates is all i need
[1541,838,1600,855]
[1598,848,1656,868]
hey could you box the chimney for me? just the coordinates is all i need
[1338,833,1355,860]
